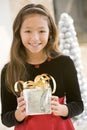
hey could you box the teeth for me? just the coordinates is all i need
[29,43,40,46]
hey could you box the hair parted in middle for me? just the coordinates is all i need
[6,4,60,95]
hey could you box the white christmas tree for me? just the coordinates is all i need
[58,13,87,125]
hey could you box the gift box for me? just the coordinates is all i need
[14,73,56,115]
[23,87,52,115]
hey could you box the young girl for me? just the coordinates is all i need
[1,4,84,130]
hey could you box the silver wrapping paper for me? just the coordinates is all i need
[23,87,52,115]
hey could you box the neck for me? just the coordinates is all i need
[27,52,47,65]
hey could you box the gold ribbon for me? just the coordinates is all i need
[14,73,56,96]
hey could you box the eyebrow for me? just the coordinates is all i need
[23,26,47,29]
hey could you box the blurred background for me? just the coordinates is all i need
[0,0,87,130]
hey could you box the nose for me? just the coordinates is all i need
[30,32,40,43]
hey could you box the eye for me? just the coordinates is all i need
[25,30,31,33]
[39,30,46,33]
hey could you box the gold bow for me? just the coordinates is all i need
[14,73,56,96]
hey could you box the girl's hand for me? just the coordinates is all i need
[51,96,68,117]
[15,92,26,122]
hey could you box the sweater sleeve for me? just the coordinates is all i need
[62,56,84,118]
[1,65,24,127]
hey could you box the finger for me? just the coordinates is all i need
[51,96,59,101]
[51,105,58,111]
[51,100,59,106]
[17,96,24,103]
[52,110,59,116]
[17,103,26,112]
[19,105,26,112]
[18,100,26,108]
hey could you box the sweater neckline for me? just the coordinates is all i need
[34,57,52,68]
[26,57,52,69]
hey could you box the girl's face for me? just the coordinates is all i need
[20,14,49,55]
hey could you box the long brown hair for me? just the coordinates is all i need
[6,4,60,95]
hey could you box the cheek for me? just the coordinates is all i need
[41,34,49,43]
[21,35,29,44]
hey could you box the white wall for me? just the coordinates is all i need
[0,0,12,73]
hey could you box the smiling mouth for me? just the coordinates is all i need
[29,43,41,47]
